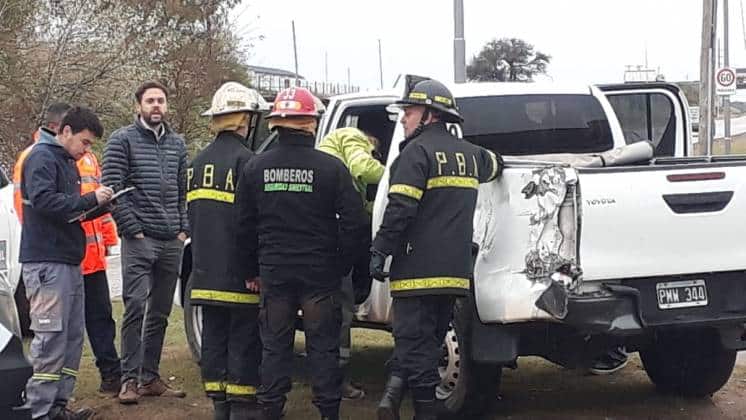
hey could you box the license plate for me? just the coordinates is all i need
[656,279,708,309]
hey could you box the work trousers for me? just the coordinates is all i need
[390,295,455,402]
[23,262,84,420]
[258,265,342,418]
[120,236,182,384]
[200,304,262,402]
[83,270,120,380]
[338,273,354,368]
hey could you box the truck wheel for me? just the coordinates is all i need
[183,274,203,363]
[640,328,736,397]
[14,278,32,337]
[437,297,502,419]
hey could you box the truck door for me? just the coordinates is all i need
[598,83,692,157]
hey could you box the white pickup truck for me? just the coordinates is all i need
[177,78,746,416]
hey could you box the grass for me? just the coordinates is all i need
[60,301,405,419]
[27,301,746,419]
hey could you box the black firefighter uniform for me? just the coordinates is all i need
[187,130,261,402]
[372,122,502,399]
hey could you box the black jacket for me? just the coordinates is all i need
[102,117,189,240]
[235,128,367,283]
[19,128,98,264]
[372,123,502,298]
[187,131,257,307]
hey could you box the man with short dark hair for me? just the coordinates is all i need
[21,106,113,420]
[102,80,189,404]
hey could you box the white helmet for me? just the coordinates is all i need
[202,82,269,117]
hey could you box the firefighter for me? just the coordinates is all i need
[318,127,385,400]
[235,87,367,420]
[187,82,268,420]
[370,78,503,420]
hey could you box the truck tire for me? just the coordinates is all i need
[183,274,203,363]
[437,297,502,419]
[14,278,32,337]
[640,328,736,397]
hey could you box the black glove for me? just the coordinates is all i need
[370,248,389,282]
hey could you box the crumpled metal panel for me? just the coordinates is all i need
[473,164,579,323]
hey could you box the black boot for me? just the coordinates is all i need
[412,400,438,420]
[377,376,406,420]
[213,399,230,420]
[320,410,340,420]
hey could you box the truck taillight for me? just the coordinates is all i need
[667,172,725,182]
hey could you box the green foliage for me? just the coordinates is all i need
[0,0,252,167]
[467,38,551,82]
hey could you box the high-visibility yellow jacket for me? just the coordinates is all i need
[318,127,384,212]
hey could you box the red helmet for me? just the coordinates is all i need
[268,87,322,118]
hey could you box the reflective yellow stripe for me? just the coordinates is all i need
[32,373,61,381]
[226,384,257,396]
[433,95,452,105]
[487,151,499,182]
[187,189,235,204]
[204,381,226,392]
[61,368,77,377]
[390,277,470,292]
[426,176,478,190]
[389,184,423,200]
[191,289,260,304]
[409,92,428,100]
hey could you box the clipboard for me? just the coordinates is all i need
[67,186,135,223]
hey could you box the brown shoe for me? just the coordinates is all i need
[118,379,139,405]
[138,378,186,398]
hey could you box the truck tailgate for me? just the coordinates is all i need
[577,162,746,281]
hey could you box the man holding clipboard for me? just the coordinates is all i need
[19,107,113,420]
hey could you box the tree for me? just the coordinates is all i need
[467,38,551,82]
[0,0,252,168]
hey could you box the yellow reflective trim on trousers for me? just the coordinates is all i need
[389,184,423,200]
[32,373,61,381]
[390,277,470,291]
[226,384,257,396]
[426,176,478,190]
[204,381,226,392]
[187,189,235,204]
[61,368,77,377]
[191,289,260,304]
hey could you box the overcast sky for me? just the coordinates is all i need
[232,0,744,91]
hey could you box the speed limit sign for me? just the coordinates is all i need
[716,67,737,96]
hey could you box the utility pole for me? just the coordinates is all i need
[710,0,718,154]
[725,0,732,154]
[453,0,466,83]
[292,20,299,85]
[378,39,384,89]
[700,0,715,155]
[347,67,351,91]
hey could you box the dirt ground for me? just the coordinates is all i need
[55,302,746,420]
